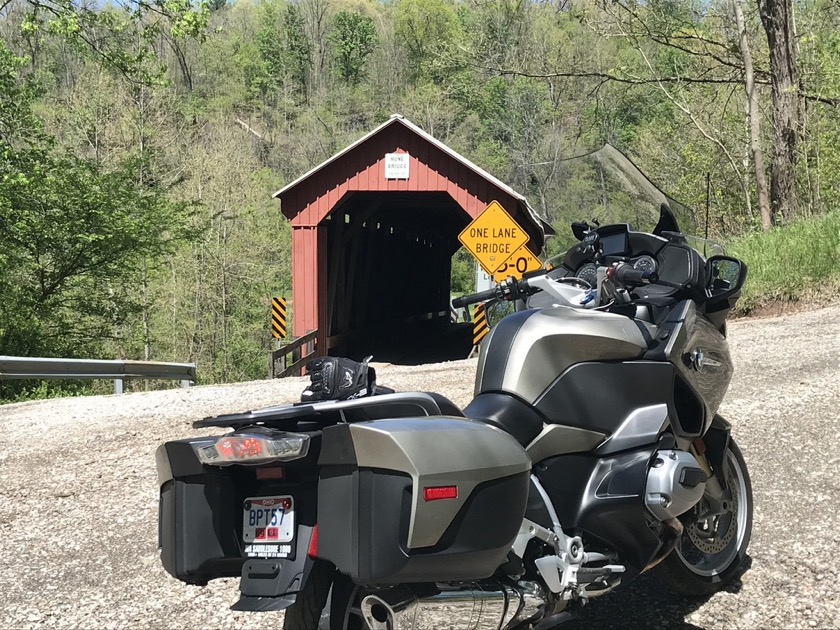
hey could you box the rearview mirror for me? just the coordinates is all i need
[706,256,747,301]
[571,222,591,241]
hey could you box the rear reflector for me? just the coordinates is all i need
[195,432,310,466]
[255,466,286,480]
[423,486,458,501]
[308,525,319,558]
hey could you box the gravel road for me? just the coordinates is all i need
[1,303,839,629]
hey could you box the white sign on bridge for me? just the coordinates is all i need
[384,153,410,179]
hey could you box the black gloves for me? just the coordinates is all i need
[301,356,376,402]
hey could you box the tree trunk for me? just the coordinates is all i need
[758,0,799,223]
[734,0,771,229]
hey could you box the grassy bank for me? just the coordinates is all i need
[727,212,840,314]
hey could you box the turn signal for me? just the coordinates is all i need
[423,486,458,501]
[195,432,310,466]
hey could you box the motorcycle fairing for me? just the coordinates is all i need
[534,443,667,576]
[533,361,676,436]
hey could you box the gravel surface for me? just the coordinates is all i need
[1,303,839,629]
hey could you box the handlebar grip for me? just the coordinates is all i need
[452,287,499,308]
[614,264,655,286]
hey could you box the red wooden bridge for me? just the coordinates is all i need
[274,115,549,363]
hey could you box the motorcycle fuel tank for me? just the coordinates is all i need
[475,306,654,405]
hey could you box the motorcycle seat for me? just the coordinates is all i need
[424,391,465,418]
[464,392,545,446]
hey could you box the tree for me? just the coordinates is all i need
[5,0,210,83]
[0,42,189,358]
[734,0,772,229]
[757,0,800,223]
[394,0,460,82]
[330,11,377,85]
[286,2,314,98]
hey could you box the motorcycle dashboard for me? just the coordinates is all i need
[596,225,630,256]
[553,224,700,294]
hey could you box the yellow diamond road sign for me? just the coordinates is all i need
[458,201,529,275]
[492,245,542,282]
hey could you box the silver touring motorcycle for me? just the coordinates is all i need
[156,209,752,629]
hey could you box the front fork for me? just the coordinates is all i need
[690,437,730,519]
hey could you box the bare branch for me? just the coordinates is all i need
[484,65,765,87]
[621,16,751,204]
[235,118,264,141]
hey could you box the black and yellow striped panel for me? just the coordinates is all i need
[473,303,489,346]
[271,297,287,339]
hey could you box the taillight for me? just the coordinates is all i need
[195,432,310,466]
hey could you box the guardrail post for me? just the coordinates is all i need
[114,378,124,395]
[180,379,191,389]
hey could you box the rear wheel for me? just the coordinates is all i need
[281,560,334,630]
[656,438,753,596]
[281,562,366,630]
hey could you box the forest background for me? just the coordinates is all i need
[1,0,838,395]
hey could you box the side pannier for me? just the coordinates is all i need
[317,417,531,584]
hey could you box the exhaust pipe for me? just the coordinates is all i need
[360,581,545,630]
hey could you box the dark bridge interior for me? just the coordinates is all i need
[324,191,474,364]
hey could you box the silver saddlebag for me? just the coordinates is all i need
[317,417,531,583]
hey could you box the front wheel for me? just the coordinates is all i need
[656,438,753,596]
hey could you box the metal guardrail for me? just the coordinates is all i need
[0,356,197,394]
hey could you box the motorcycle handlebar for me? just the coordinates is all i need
[613,264,657,286]
[452,287,499,309]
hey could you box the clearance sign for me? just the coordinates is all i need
[458,201,542,281]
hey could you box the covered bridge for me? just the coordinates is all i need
[275,115,549,363]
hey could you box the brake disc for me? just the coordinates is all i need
[687,471,740,554]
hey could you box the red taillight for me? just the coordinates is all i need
[217,436,264,459]
[194,432,310,466]
[308,525,319,558]
[423,486,458,501]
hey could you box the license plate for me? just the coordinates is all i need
[243,496,294,544]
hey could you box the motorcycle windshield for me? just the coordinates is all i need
[548,144,724,258]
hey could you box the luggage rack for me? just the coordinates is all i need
[193,392,463,429]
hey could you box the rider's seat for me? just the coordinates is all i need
[463,392,544,447]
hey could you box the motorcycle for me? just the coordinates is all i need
[156,205,752,629]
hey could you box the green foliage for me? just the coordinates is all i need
[330,11,377,86]
[0,40,191,366]
[450,248,475,295]
[1,0,840,400]
[394,0,461,82]
[727,212,840,313]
